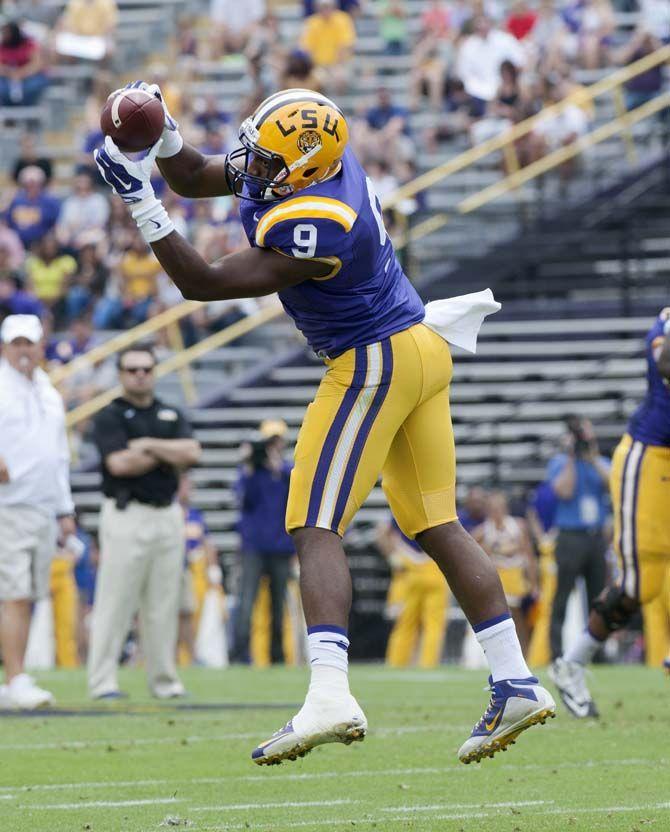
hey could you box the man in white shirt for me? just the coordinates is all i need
[0,314,75,709]
[456,15,526,114]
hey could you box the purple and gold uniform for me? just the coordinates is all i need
[610,311,670,603]
[240,147,457,538]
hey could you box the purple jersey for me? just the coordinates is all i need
[627,313,670,447]
[239,147,425,357]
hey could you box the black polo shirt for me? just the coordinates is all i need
[93,396,194,506]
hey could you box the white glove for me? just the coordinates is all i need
[94,136,174,243]
[122,80,183,158]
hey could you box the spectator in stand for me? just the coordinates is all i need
[532,0,574,75]
[361,86,414,166]
[456,15,526,118]
[562,0,615,69]
[11,133,52,185]
[0,221,25,272]
[505,1,537,42]
[5,166,60,250]
[410,0,456,112]
[231,420,294,665]
[193,95,230,134]
[209,0,266,56]
[0,19,49,106]
[64,235,109,322]
[46,316,95,366]
[55,170,110,249]
[279,49,323,93]
[55,0,118,63]
[0,264,43,319]
[529,75,592,178]
[200,125,233,158]
[116,233,162,327]
[469,59,532,151]
[420,0,452,40]
[300,0,356,94]
[613,27,664,111]
[25,232,76,317]
[377,0,408,56]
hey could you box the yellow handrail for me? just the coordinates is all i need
[391,91,670,251]
[66,304,283,427]
[50,299,200,384]
[381,44,670,210]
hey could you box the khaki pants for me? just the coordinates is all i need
[0,504,57,601]
[88,499,184,698]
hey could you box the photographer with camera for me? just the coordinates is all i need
[231,420,294,664]
[546,416,610,662]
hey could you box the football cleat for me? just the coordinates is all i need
[458,676,556,764]
[252,695,367,766]
[548,658,599,718]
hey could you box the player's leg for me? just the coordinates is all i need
[232,552,264,663]
[381,326,554,762]
[252,336,417,765]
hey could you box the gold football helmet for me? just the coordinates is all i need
[225,89,349,202]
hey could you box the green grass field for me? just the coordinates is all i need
[0,665,667,832]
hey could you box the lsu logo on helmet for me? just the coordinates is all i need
[225,89,350,202]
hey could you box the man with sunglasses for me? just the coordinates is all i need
[87,345,201,700]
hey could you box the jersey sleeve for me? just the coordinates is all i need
[254,196,357,278]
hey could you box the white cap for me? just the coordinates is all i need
[1,314,43,344]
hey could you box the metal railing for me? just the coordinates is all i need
[55,46,670,425]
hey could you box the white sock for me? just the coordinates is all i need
[564,628,603,666]
[474,613,533,683]
[306,626,350,701]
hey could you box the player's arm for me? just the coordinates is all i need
[156,142,231,199]
[151,232,332,300]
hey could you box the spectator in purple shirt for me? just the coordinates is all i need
[5,166,60,249]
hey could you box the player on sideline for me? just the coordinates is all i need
[551,309,670,717]
[94,85,555,765]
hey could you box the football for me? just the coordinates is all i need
[100,88,164,152]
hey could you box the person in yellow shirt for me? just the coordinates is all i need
[377,517,449,668]
[59,0,118,37]
[300,0,356,93]
[118,232,162,324]
[25,233,77,306]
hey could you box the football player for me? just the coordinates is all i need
[551,309,670,716]
[95,86,555,765]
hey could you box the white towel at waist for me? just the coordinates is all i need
[423,288,501,354]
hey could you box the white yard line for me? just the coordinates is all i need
[24,798,182,810]
[192,800,357,812]
[2,757,666,797]
[381,799,551,813]
[196,801,670,831]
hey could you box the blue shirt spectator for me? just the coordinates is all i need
[236,462,294,554]
[0,273,43,317]
[6,166,60,248]
[546,453,610,529]
[366,88,410,134]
